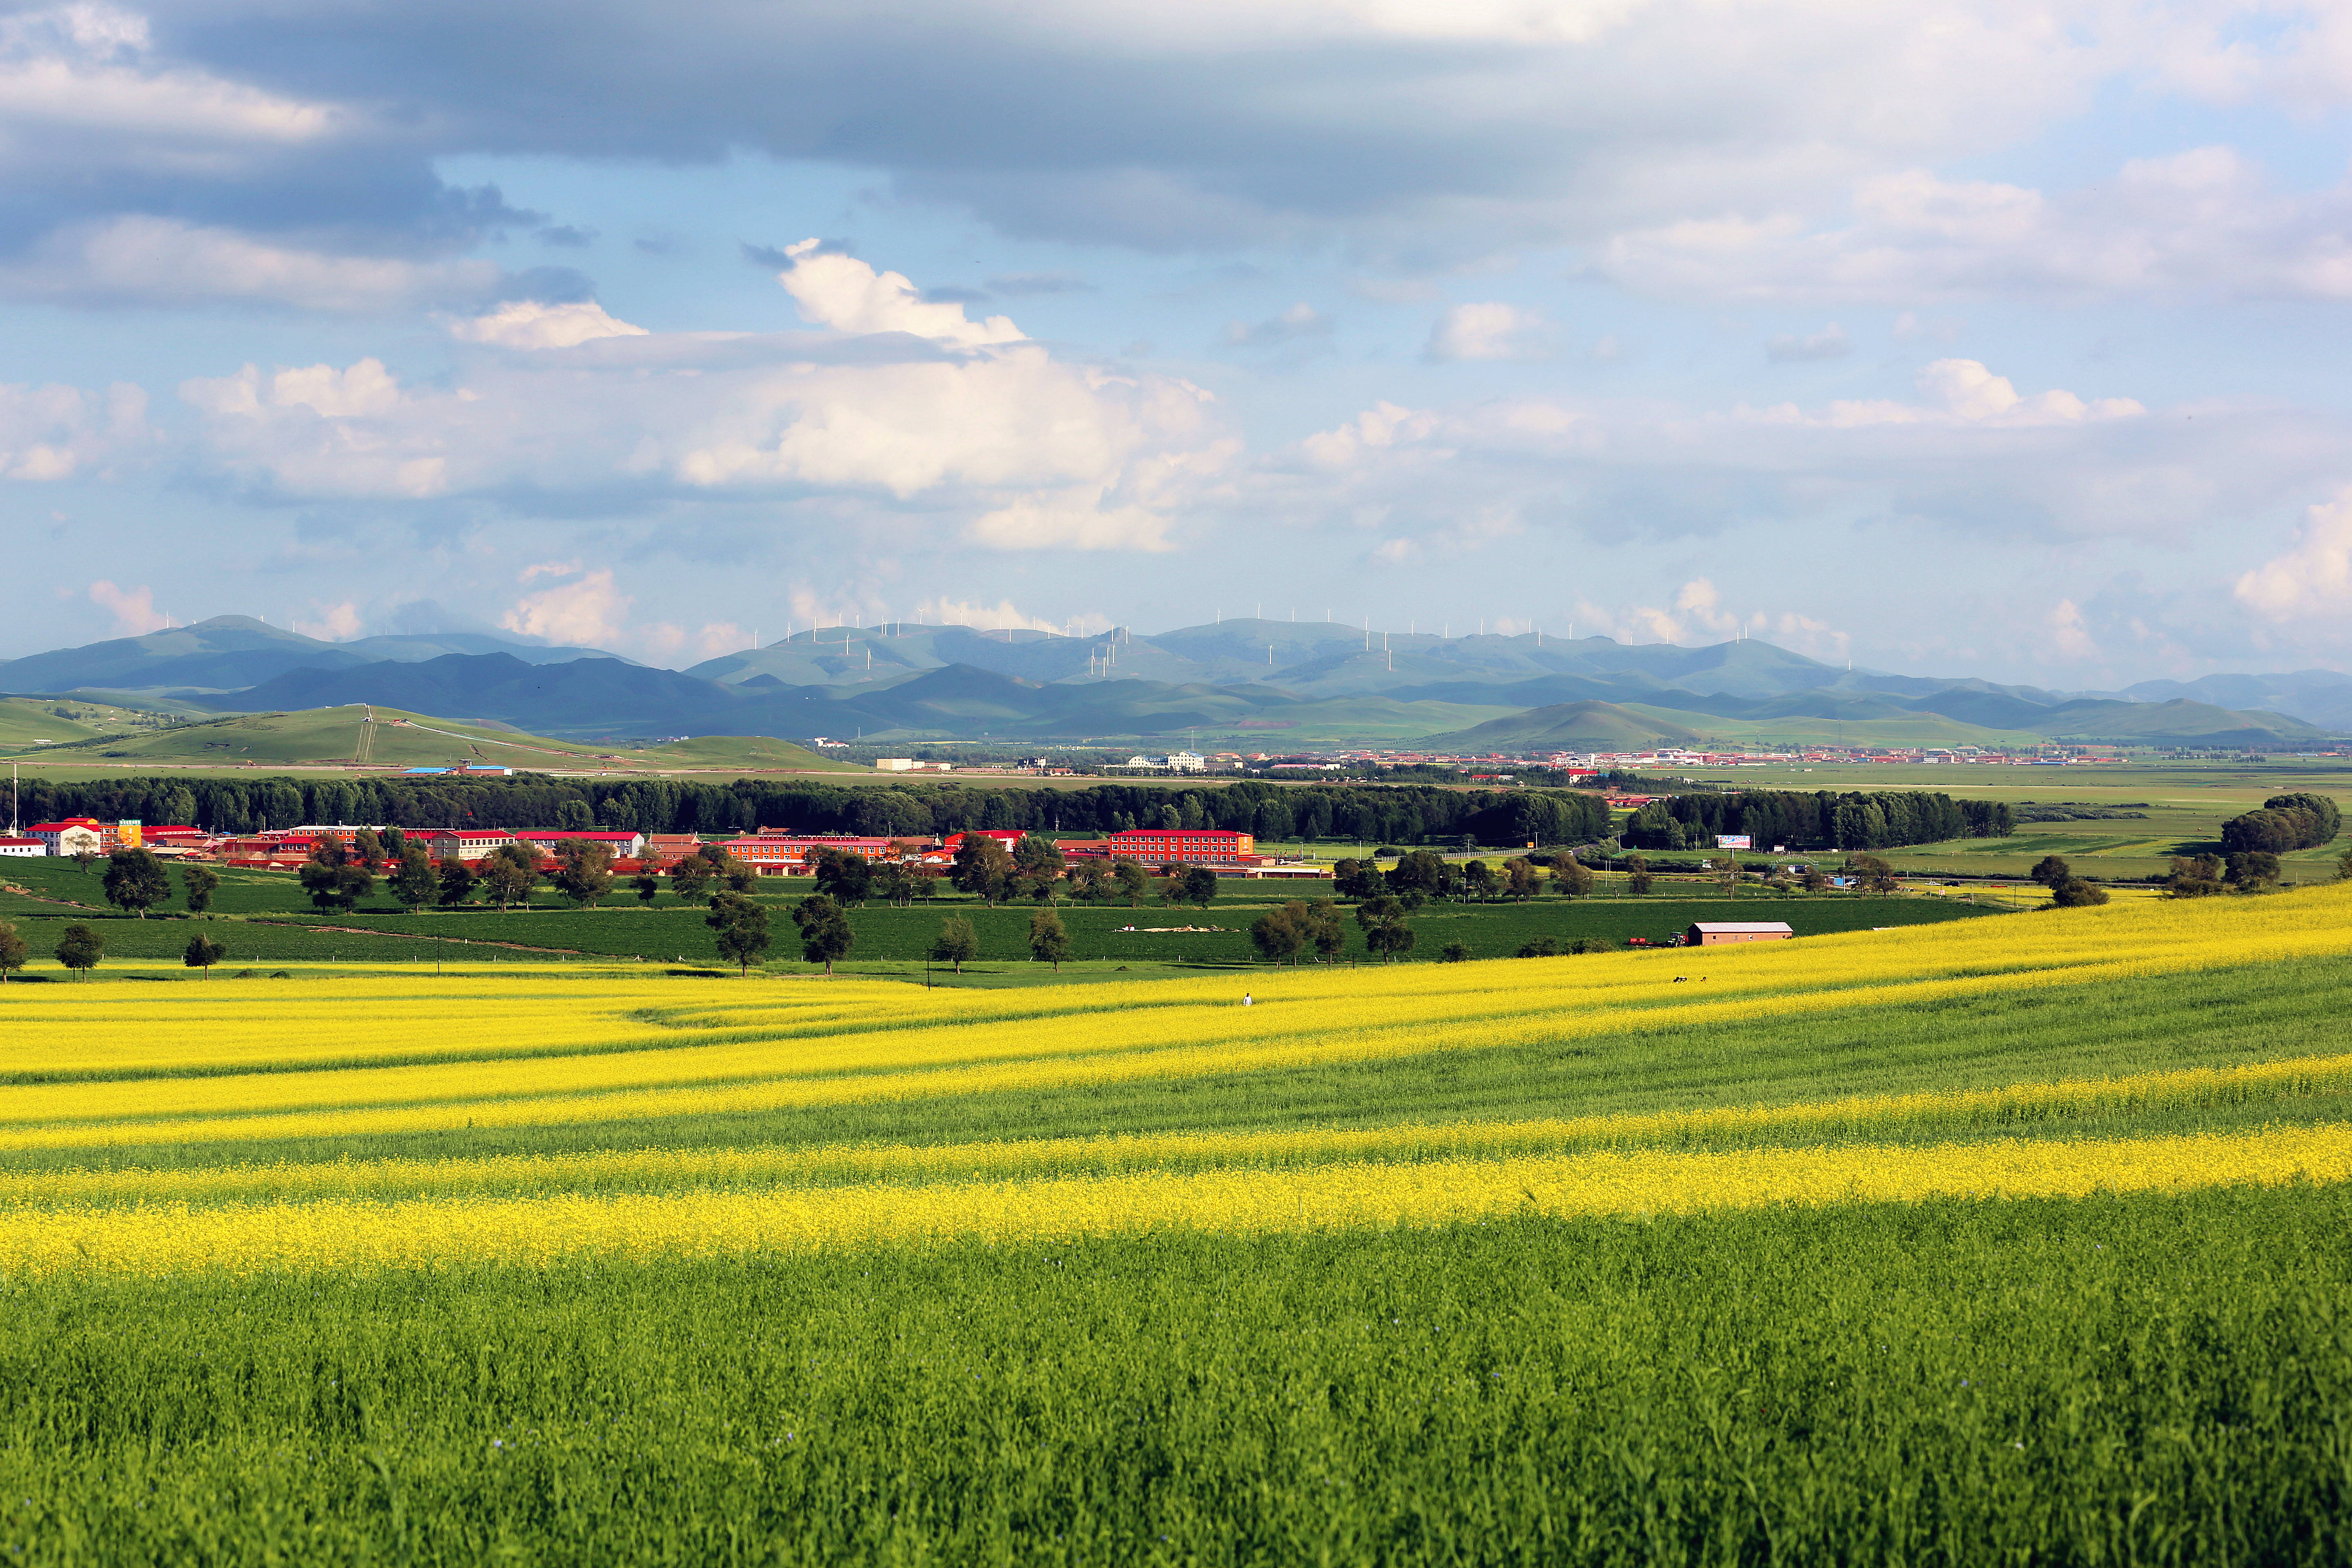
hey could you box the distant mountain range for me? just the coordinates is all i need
[0,617,625,696]
[1,615,2343,750]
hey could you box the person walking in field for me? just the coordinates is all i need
[1243,992,1253,1007]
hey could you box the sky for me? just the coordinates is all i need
[6,0,2352,687]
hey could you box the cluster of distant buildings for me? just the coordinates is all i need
[0,818,1327,878]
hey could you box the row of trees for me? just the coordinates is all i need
[11,774,1617,849]
[1620,790,2012,853]
[0,920,232,980]
[2218,793,2341,855]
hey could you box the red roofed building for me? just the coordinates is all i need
[220,832,328,868]
[511,830,644,858]
[739,832,897,869]
[27,818,106,856]
[419,829,517,862]
[0,836,44,858]
[637,834,703,869]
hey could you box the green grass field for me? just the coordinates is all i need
[0,852,2000,973]
[9,1187,2344,1566]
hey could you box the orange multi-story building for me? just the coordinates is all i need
[721,833,899,873]
[1105,828,1256,866]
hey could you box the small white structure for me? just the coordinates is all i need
[0,837,44,858]
[1165,751,1208,773]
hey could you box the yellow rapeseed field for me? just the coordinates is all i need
[3,883,2347,1152]
[0,884,2345,1276]
[2,1125,2344,1276]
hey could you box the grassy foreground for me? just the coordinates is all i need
[4,1191,2346,1564]
[3,887,2352,1561]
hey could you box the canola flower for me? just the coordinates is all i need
[13,1049,2352,1208]
[2,885,2348,1148]
[3,1125,2345,1276]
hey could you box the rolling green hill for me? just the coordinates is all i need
[1419,700,1705,751]
[0,707,619,769]
[0,707,868,774]
[1618,705,2045,749]
[0,697,132,750]
[629,735,866,771]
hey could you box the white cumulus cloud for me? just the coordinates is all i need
[449,300,649,350]
[2235,487,2352,620]
[1423,303,1550,362]
[499,566,631,646]
[773,241,1024,348]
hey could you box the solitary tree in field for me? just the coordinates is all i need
[1067,860,1111,903]
[668,853,713,904]
[70,849,98,876]
[1626,854,1654,896]
[1028,907,1073,971]
[705,890,771,973]
[180,863,220,914]
[2050,877,2110,908]
[437,855,477,908]
[480,842,541,911]
[0,922,27,983]
[1551,856,1594,899]
[1366,916,1416,964]
[1013,833,1067,888]
[930,915,979,973]
[102,847,171,918]
[697,844,755,895]
[392,846,438,912]
[300,838,376,913]
[552,840,616,911]
[811,848,873,907]
[1304,901,1345,964]
[1440,940,1470,962]
[787,893,851,976]
[1249,902,1308,966]
[2029,855,2071,888]
[55,923,102,980]
[183,933,227,977]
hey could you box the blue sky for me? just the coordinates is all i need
[6,0,2352,686]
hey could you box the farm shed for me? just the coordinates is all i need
[1686,921,1795,947]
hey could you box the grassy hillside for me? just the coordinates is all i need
[628,735,867,771]
[1620,703,2042,748]
[0,706,626,768]
[1421,698,1702,750]
[0,697,128,750]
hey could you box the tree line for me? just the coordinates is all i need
[1619,789,2012,852]
[16,775,1617,847]
[2218,793,2341,856]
